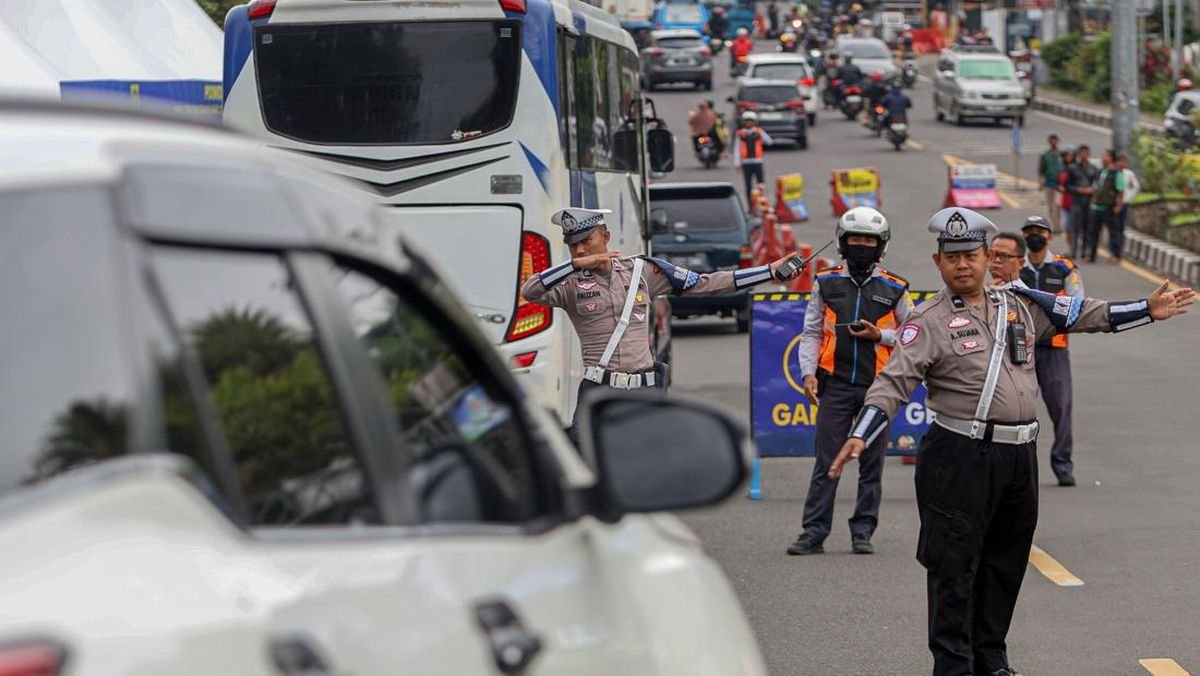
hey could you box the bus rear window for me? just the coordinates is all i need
[254,21,521,145]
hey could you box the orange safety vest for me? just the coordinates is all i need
[815,266,910,386]
[737,128,765,161]
[1019,255,1078,348]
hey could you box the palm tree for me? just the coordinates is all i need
[190,306,300,384]
[32,399,128,481]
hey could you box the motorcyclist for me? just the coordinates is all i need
[779,30,798,52]
[880,83,912,127]
[688,99,725,153]
[839,54,863,86]
[730,27,754,68]
[864,71,889,125]
[708,6,730,42]
[823,52,843,107]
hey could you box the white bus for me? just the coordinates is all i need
[223,0,674,423]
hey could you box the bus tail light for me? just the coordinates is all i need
[247,0,277,20]
[507,232,553,342]
[499,0,527,13]
[0,640,68,676]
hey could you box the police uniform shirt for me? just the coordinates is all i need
[798,265,915,386]
[522,256,773,372]
[863,287,1115,423]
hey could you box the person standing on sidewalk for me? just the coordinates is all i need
[787,207,914,556]
[1057,145,1075,237]
[1118,153,1141,240]
[1065,145,1098,260]
[1037,134,1063,233]
[732,111,773,205]
[1086,149,1125,264]
[1021,216,1084,486]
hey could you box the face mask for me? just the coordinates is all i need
[1024,234,1047,253]
[844,244,878,272]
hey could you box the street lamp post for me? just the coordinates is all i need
[1112,0,1140,157]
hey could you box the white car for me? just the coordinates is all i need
[742,52,820,126]
[0,100,766,675]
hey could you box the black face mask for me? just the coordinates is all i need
[844,244,879,273]
[1024,234,1048,253]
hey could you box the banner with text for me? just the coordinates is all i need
[749,292,937,457]
[775,173,809,222]
[830,167,881,216]
[944,163,1002,210]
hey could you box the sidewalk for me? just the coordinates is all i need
[1031,87,1166,136]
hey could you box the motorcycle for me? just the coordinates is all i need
[902,59,918,88]
[822,78,840,109]
[694,133,720,168]
[1165,117,1198,150]
[886,117,908,151]
[840,85,864,120]
[709,36,726,56]
[777,31,799,53]
[730,52,749,77]
[870,105,887,137]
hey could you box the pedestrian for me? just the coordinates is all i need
[829,207,1195,676]
[1064,144,1098,260]
[521,208,802,437]
[1056,146,1074,236]
[732,111,773,205]
[787,207,914,557]
[767,1,780,37]
[1019,215,1084,486]
[1037,134,1063,233]
[1118,153,1141,246]
[1086,149,1125,264]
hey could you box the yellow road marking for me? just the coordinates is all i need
[907,139,925,150]
[1140,658,1191,675]
[1028,545,1084,586]
[997,190,1021,208]
[1094,249,1183,290]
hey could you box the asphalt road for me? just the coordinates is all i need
[653,45,1200,676]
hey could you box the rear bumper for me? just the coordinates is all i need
[957,100,1026,117]
[760,119,807,139]
[669,290,750,316]
[647,63,713,82]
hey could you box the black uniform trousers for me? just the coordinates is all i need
[914,424,1038,676]
[569,377,665,445]
[741,163,766,204]
[1034,345,1074,480]
[1084,205,1116,262]
[801,377,886,543]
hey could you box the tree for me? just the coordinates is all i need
[32,399,128,481]
[195,0,242,27]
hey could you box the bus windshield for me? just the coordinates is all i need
[254,20,522,145]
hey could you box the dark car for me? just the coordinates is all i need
[727,79,808,149]
[649,182,757,332]
[641,29,714,90]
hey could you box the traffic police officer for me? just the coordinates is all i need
[828,207,1194,676]
[521,207,802,434]
[1020,215,1084,486]
[788,207,914,556]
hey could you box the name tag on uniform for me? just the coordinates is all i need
[872,295,894,306]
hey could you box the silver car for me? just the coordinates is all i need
[641,28,714,90]
[834,37,899,84]
[933,46,1028,126]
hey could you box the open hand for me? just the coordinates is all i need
[803,374,820,405]
[828,438,866,479]
[1148,280,1195,320]
[573,251,620,270]
[848,318,883,342]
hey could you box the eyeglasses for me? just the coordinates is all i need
[991,253,1022,262]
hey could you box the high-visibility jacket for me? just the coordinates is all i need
[736,127,766,161]
[1020,254,1083,348]
[799,265,914,387]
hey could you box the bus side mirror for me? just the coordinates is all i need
[650,208,670,235]
[646,128,675,174]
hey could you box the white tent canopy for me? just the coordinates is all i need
[0,0,222,95]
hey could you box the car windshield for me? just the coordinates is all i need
[742,85,799,104]
[658,37,705,49]
[752,63,810,80]
[651,194,743,239]
[840,41,891,59]
[255,20,521,145]
[958,60,1016,80]
[664,5,703,22]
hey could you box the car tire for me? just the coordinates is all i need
[701,80,713,91]
[797,134,808,150]
[934,95,943,121]
[808,113,817,126]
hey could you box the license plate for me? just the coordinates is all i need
[670,255,706,269]
[846,95,862,103]
[759,111,785,121]
[667,58,692,66]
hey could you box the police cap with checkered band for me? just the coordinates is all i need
[926,207,998,253]
[551,208,612,245]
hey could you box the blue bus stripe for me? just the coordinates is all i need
[523,0,558,116]
[222,4,253,104]
[520,143,551,194]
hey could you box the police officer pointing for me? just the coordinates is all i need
[828,208,1194,676]
[521,207,803,433]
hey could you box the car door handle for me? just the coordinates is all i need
[270,634,338,676]
[473,598,543,675]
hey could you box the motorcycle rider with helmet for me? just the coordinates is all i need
[730,27,755,73]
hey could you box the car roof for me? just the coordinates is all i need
[738,78,802,89]
[745,53,809,64]
[0,98,402,263]
[652,28,703,38]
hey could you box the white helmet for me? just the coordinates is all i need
[740,110,758,123]
[836,206,890,259]
[737,27,749,37]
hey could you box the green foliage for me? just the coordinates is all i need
[195,0,242,27]
[33,399,128,480]
[1141,82,1176,117]
[1132,132,1198,195]
[190,307,299,385]
[1168,213,1200,227]
[1041,33,1081,89]
[1041,32,1112,103]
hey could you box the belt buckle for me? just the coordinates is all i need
[612,372,631,389]
[630,374,643,388]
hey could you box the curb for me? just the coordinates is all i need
[1030,97,1165,137]
[1123,230,1200,287]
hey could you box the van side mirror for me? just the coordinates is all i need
[650,208,670,235]
[646,127,675,174]
[579,390,748,517]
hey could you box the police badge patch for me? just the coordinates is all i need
[945,210,969,237]
[899,324,921,345]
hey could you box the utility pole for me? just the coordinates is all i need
[1176,0,1185,81]
[1112,0,1139,157]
